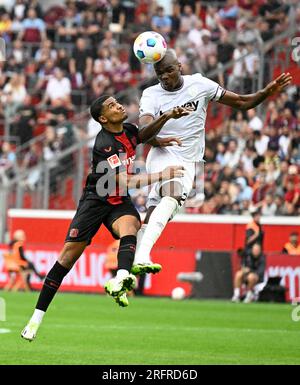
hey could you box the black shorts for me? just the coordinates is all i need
[65,191,141,245]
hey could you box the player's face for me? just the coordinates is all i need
[100,97,127,124]
[154,61,182,91]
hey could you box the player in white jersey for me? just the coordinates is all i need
[131,49,291,276]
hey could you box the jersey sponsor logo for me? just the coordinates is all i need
[107,154,122,169]
[159,100,199,115]
[69,228,79,238]
[121,154,136,166]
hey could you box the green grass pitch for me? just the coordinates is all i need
[0,291,299,365]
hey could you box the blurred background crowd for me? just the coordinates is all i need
[0,0,299,217]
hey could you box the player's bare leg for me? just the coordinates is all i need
[104,215,140,307]
[132,181,182,275]
[244,273,259,303]
[232,270,244,302]
[21,241,87,341]
[3,273,16,291]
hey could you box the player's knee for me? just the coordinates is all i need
[248,273,258,284]
[58,242,83,269]
[120,221,140,237]
[160,181,183,198]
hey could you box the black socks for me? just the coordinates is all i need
[117,235,137,272]
[36,261,69,312]
[35,236,137,312]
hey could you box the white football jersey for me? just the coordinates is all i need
[139,73,225,162]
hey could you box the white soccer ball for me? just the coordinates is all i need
[171,287,186,300]
[133,31,167,64]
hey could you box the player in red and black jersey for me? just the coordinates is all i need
[21,94,192,341]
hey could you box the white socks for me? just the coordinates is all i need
[31,309,45,324]
[116,269,129,280]
[134,224,148,264]
[134,196,178,264]
[234,288,240,297]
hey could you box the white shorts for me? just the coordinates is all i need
[145,147,197,209]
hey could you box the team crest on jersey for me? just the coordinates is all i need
[107,154,122,169]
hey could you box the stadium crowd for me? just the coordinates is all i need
[0,0,299,216]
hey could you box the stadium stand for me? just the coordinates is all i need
[0,0,299,239]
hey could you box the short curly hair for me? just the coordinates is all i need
[90,94,111,123]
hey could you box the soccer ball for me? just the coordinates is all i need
[171,287,186,300]
[133,31,167,64]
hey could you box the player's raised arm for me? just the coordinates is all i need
[218,72,292,110]
[138,106,192,143]
[118,166,185,190]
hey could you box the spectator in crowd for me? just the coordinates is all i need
[232,243,266,303]
[18,7,46,43]
[198,30,217,70]
[100,30,118,50]
[240,144,255,175]
[1,73,27,119]
[110,0,126,31]
[217,31,234,64]
[234,177,253,203]
[57,7,79,44]
[0,141,16,179]
[151,6,171,40]
[284,179,300,213]
[254,129,269,156]
[11,0,27,22]
[227,41,247,91]
[223,139,240,169]
[41,67,71,107]
[187,19,205,50]
[21,142,41,190]
[0,0,297,217]
[252,174,270,206]
[34,39,57,64]
[274,194,285,215]
[278,125,292,159]
[258,193,277,216]
[69,37,93,82]
[179,4,199,34]
[282,232,300,255]
[247,108,263,132]
[12,94,36,144]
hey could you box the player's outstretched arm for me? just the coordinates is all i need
[148,136,182,147]
[218,72,292,110]
[119,166,184,189]
[138,106,192,143]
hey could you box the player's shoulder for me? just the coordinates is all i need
[142,83,161,97]
[185,73,209,84]
[123,122,138,133]
[94,129,115,151]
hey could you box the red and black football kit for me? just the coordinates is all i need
[65,123,141,244]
